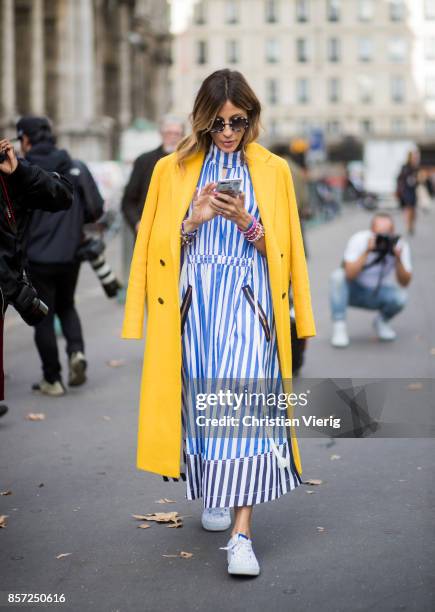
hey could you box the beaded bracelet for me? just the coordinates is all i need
[180,220,198,246]
[238,215,265,243]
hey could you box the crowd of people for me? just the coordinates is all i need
[0,69,433,576]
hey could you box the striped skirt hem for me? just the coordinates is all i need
[185,442,303,508]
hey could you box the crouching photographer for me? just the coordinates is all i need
[329,212,412,347]
[0,138,73,413]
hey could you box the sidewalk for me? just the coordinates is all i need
[0,207,434,612]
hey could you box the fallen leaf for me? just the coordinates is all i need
[180,551,193,559]
[304,479,322,485]
[138,524,150,529]
[0,490,12,496]
[106,359,126,368]
[25,413,46,421]
[167,520,183,529]
[330,454,341,460]
[162,554,178,558]
[0,515,8,528]
[132,511,183,527]
[316,526,325,532]
[305,490,315,494]
[56,553,72,559]
[407,382,423,390]
[155,498,176,504]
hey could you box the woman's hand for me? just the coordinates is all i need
[209,191,251,229]
[183,182,218,232]
[0,139,18,175]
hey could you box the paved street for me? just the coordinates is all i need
[1,205,434,612]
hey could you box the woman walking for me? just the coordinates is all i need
[122,69,316,576]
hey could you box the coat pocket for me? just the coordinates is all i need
[242,285,271,342]
[180,284,193,334]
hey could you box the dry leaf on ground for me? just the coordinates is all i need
[132,511,183,528]
[304,478,322,485]
[25,413,46,421]
[305,490,315,494]
[138,524,150,529]
[56,553,72,559]
[0,515,8,528]
[162,551,193,559]
[316,526,326,533]
[0,490,12,496]
[155,498,176,504]
[106,359,126,368]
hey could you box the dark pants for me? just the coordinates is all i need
[28,262,84,383]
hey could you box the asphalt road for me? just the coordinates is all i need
[1,204,434,612]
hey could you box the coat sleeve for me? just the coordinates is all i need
[284,162,316,339]
[121,159,163,339]
[8,160,73,212]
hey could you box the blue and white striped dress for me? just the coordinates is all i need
[179,142,302,508]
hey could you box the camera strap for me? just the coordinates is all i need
[0,174,17,234]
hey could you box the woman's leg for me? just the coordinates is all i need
[232,506,253,538]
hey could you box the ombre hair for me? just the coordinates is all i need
[176,69,262,168]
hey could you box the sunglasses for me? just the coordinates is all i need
[209,116,249,133]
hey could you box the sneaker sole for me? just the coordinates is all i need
[69,360,87,387]
[201,518,231,532]
[228,564,260,576]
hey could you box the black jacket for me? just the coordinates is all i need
[0,160,73,304]
[121,145,167,231]
[25,143,104,264]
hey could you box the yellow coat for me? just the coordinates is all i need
[122,142,316,478]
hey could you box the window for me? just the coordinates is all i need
[326,120,341,135]
[265,0,278,23]
[358,75,373,103]
[225,0,239,24]
[265,39,280,63]
[327,0,340,22]
[358,38,373,62]
[389,0,405,21]
[226,40,239,64]
[389,38,407,62]
[196,40,207,64]
[391,76,405,102]
[425,1,435,19]
[360,119,373,134]
[358,0,374,21]
[266,78,279,104]
[296,38,309,62]
[296,78,309,104]
[328,77,340,103]
[425,37,435,60]
[391,118,406,134]
[426,77,435,100]
[194,1,206,25]
[296,0,309,22]
[327,37,341,62]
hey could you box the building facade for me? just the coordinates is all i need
[170,0,435,147]
[0,0,172,160]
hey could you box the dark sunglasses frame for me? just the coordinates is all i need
[209,116,249,133]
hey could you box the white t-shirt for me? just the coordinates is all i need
[343,230,412,289]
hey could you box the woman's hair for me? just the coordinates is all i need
[176,69,262,167]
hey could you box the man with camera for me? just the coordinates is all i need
[0,138,73,414]
[16,116,104,396]
[329,212,412,347]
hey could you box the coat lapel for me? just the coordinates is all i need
[171,150,205,229]
[246,144,277,253]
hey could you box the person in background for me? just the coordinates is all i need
[17,116,104,397]
[396,150,420,235]
[329,212,412,348]
[121,115,184,234]
[0,137,73,415]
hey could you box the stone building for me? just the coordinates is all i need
[171,0,435,148]
[0,0,172,160]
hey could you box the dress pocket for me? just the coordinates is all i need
[180,284,193,334]
[242,285,271,342]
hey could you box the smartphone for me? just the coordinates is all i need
[215,178,242,197]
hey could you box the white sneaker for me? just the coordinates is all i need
[201,507,231,531]
[331,320,349,347]
[32,379,66,397]
[373,315,397,341]
[222,533,260,576]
